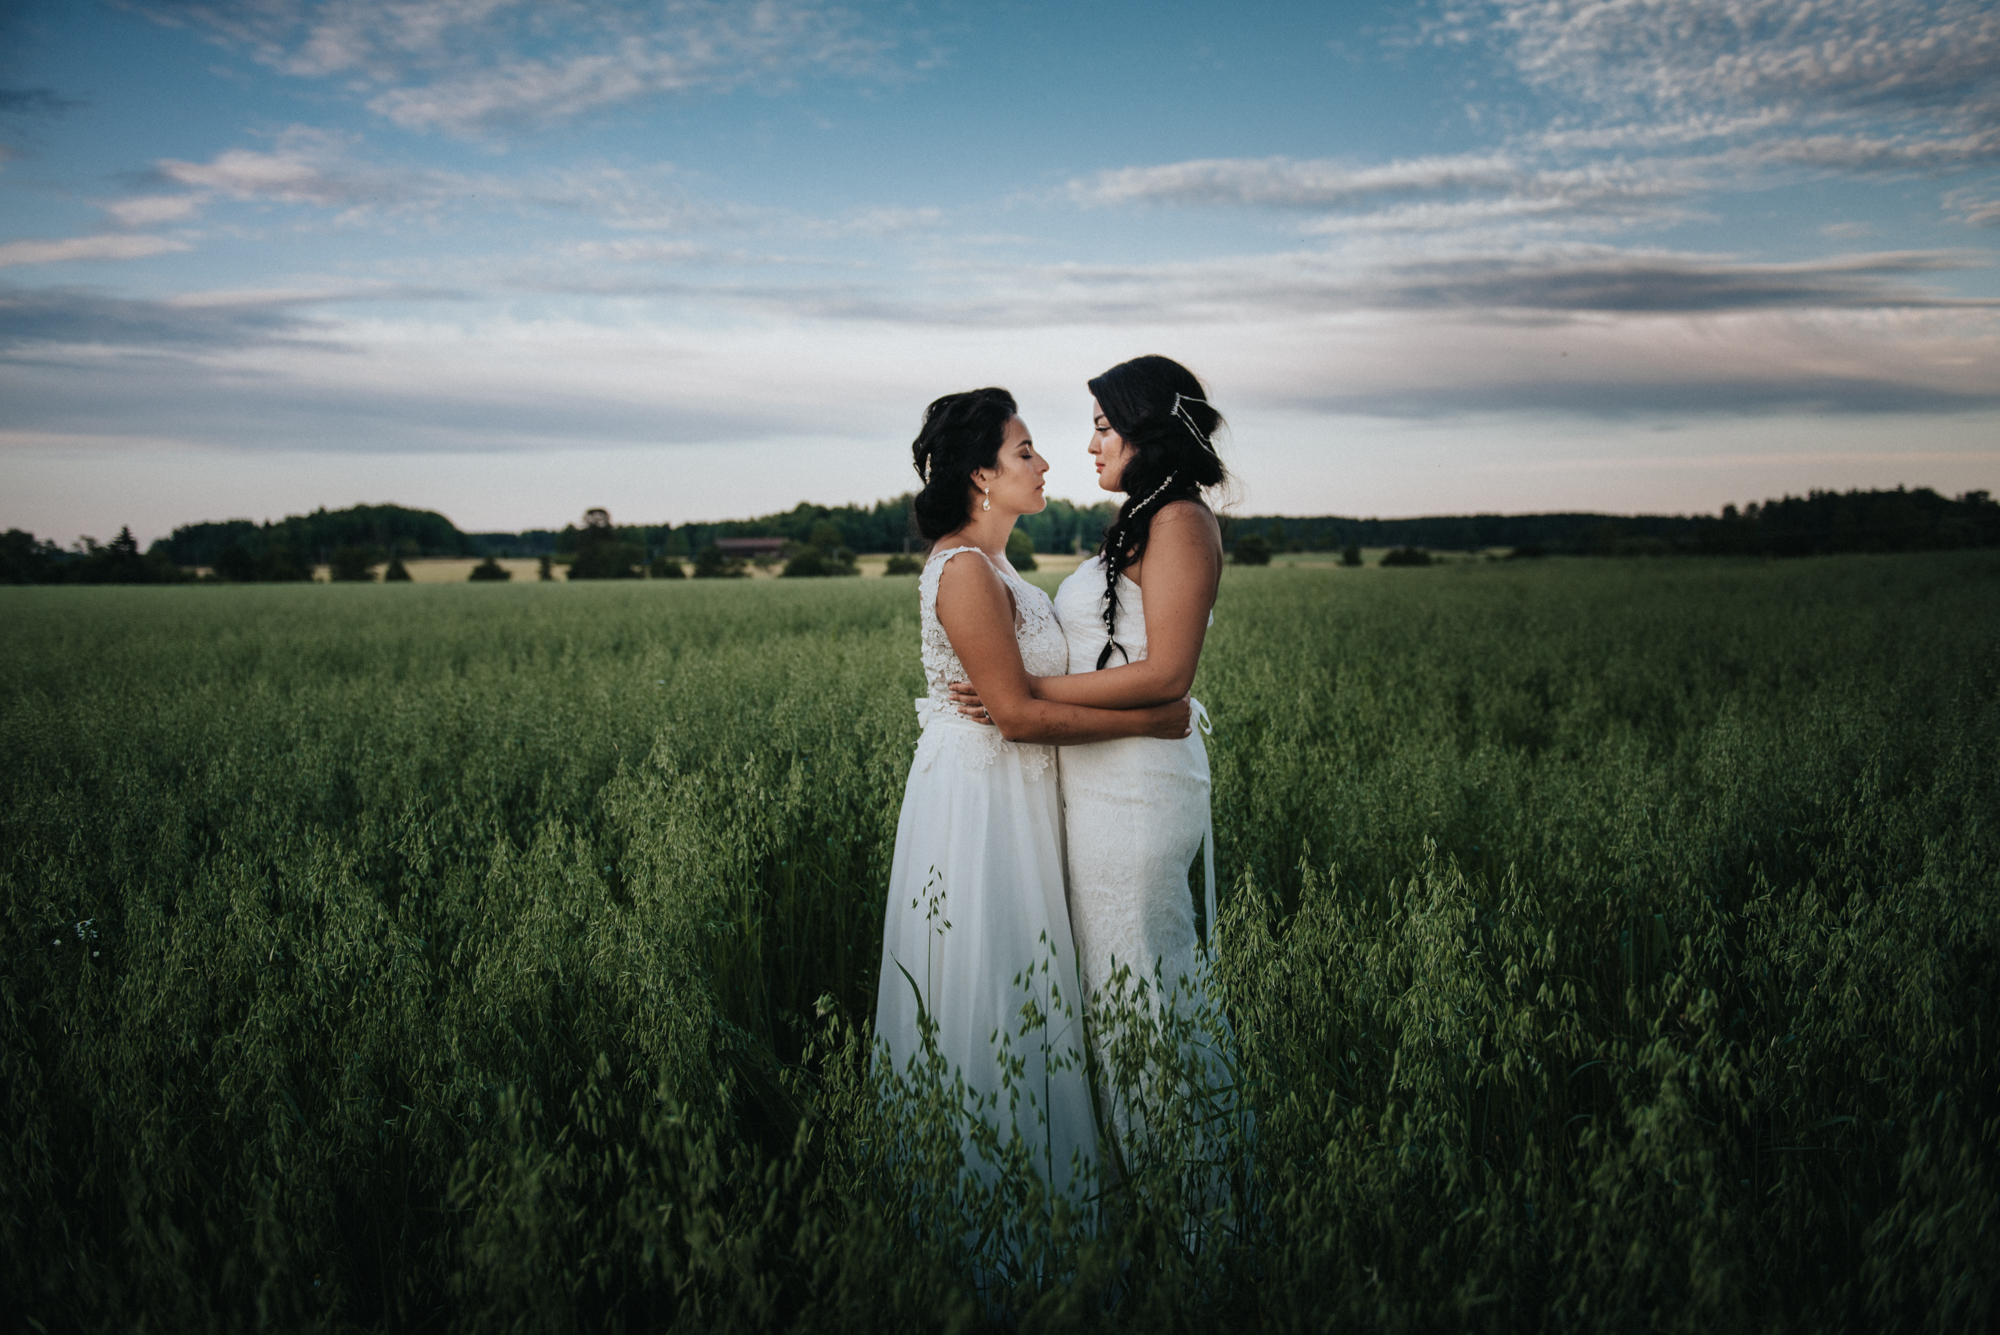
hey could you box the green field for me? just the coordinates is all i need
[5,555,1996,1332]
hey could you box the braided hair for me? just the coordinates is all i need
[1088,355,1228,669]
[910,387,1018,541]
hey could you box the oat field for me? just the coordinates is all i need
[4,553,1995,1333]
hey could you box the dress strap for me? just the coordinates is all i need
[1201,802,1218,952]
[919,545,1008,624]
[918,544,989,601]
[1192,698,1218,951]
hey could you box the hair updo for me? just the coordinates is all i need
[910,387,1018,542]
[1088,355,1228,669]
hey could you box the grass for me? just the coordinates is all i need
[3,553,1995,1332]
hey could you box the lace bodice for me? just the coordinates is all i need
[919,546,1068,704]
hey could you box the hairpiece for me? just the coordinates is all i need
[1131,471,1177,513]
[1171,392,1217,455]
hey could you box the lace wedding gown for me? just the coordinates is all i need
[1052,556,1218,1012]
[873,546,1098,1200]
[1052,557,1241,1182]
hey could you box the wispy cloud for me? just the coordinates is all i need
[795,205,946,238]
[103,194,207,227]
[0,234,192,268]
[156,126,418,212]
[1070,151,1709,237]
[1482,0,2000,129]
[0,283,309,349]
[535,241,1991,330]
[1072,153,1526,209]
[0,279,476,355]
[1945,187,2000,227]
[130,0,900,137]
[145,127,756,237]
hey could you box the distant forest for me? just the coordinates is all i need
[509,495,1119,563]
[3,486,1995,584]
[1226,486,2000,558]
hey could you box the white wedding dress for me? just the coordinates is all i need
[1052,556,1218,1011]
[873,545,1098,1202]
[1052,556,1241,1182]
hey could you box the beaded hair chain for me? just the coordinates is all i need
[1171,392,1218,454]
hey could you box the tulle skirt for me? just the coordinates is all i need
[873,708,1099,1203]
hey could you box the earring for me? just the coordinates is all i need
[981,485,991,512]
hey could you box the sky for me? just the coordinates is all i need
[1,0,1995,544]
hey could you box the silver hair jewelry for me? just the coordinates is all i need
[1171,392,1218,454]
[1132,472,1177,511]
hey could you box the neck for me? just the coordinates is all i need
[936,505,1021,561]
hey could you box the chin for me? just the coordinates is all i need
[1028,492,1049,514]
[1096,473,1121,494]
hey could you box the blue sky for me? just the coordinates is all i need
[2,0,1995,543]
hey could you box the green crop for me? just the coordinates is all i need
[3,554,1994,1332]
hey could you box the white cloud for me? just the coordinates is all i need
[1751,128,2000,172]
[148,130,747,237]
[0,234,191,267]
[1300,195,1699,235]
[799,206,945,237]
[1072,153,1525,209]
[1946,188,2000,227]
[1068,151,1716,240]
[1484,0,2000,128]
[157,128,405,208]
[104,194,206,227]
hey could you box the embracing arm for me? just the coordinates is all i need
[935,553,1191,745]
[1030,501,1221,709]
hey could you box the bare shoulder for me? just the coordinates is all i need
[1151,500,1223,547]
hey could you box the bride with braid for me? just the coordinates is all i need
[951,355,1234,1150]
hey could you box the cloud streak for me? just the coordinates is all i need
[0,283,311,349]
[131,0,897,137]
[1484,0,2000,129]
[0,235,191,267]
[801,244,1997,328]
[1070,151,1710,237]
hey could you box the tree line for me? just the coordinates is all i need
[525,494,1118,565]
[5,486,1992,585]
[1222,487,1997,558]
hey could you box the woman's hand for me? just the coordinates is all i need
[1146,696,1194,740]
[949,679,992,724]
[954,678,1189,738]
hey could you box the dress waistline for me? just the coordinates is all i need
[914,696,1001,734]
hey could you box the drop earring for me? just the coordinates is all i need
[981,485,991,512]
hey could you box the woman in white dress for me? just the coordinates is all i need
[950,357,1234,1168]
[873,386,1194,1210]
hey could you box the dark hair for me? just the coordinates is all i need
[910,387,1018,541]
[1088,355,1228,668]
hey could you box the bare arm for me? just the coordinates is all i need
[935,552,1191,745]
